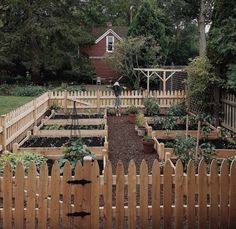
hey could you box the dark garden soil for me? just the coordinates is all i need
[52,114,103,119]
[21,136,105,147]
[108,116,159,174]
[41,124,104,130]
[157,138,236,149]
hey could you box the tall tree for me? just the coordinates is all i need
[207,0,236,89]
[128,0,172,65]
[0,0,93,83]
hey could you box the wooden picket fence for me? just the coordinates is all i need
[0,93,49,151]
[221,91,236,133]
[49,90,186,111]
[0,159,236,228]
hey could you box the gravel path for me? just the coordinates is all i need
[108,115,159,174]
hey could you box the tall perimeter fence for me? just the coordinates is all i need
[0,159,236,228]
[0,90,185,151]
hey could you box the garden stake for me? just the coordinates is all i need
[186,115,189,139]
[195,121,201,160]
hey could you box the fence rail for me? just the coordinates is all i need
[0,93,49,151]
[49,90,186,111]
[221,91,236,133]
[0,159,236,228]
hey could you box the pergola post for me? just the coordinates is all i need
[147,70,150,94]
[163,71,166,93]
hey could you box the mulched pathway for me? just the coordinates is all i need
[108,115,159,174]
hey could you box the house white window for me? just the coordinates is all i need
[106,36,114,52]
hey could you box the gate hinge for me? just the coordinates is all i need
[67,211,91,218]
[67,179,91,185]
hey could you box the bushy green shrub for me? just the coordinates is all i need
[0,151,47,175]
[10,85,47,96]
[58,139,95,174]
[144,97,160,116]
[168,101,186,116]
[126,105,139,114]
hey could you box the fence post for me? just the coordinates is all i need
[97,90,101,113]
[33,99,37,126]
[64,90,68,113]
[0,115,7,150]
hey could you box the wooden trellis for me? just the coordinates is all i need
[133,68,184,93]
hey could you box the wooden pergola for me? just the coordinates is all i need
[133,68,184,93]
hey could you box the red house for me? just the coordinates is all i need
[82,25,128,82]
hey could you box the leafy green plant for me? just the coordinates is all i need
[50,103,61,112]
[43,124,64,130]
[168,101,186,116]
[153,116,165,130]
[201,126,212,139]
[136,113,145,126]
[58,139,95,174]
[0,151,47,175]
[144,97,160,116]
[173,136,196,170]
[143,135,154,142]
[10,85,47,96]
[126,105,139,115]
[106,108,115,116]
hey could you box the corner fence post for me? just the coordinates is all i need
[0,115,7,150]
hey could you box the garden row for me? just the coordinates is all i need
[125,98,236,167]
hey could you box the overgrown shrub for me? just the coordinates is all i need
[10,85,47,96]
[126,105,139,114]
[144,97,160,116]
[0,151,47,175]
[168,101,186,116]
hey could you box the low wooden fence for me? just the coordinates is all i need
[0,90,185,151]
[221,91,236,133]
[0,93,49,151]
[0,159,236,228]
[49,90,186,111]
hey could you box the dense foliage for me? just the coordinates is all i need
[0,151,47,175]
[208,0,236,90]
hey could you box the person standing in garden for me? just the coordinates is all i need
[113,81,126,116]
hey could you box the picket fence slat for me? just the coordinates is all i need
[3,163,13,229]
[187,160,196,228]
[38,162,48,229]
[26,162,37,229]
[128,160,136,229]
[220,160,229,228]
[90,161,100,229]
[163,160,172,229]
[116,161,125,229]
[151,160,160,228]
[209,160,219,229]
[140,160,148,228]
[62,161,72,229]
[104,161,112,229]
[1,159,236,228]
[50,162,60,229]
[229,161,236,228]
[175,160,184,229]
[15,163,24,228]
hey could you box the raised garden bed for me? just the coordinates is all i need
[34,123,108,137]
[154,137,236,160]
[13,135,108,160]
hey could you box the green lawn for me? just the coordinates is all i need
[0,96,33,115]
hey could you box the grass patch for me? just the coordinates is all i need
[0,96,33,115]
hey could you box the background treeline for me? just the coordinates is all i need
[0,0,235,91]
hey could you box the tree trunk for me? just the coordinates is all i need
[198,0,207,56]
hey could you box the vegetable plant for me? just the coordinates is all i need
[0,151,47,175]
[144,97,160,116]
[58,139,95,174]
[136,113,145,126]
[126,105,139,114]
[168,101,186,116]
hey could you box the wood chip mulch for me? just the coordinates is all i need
[108,115,159,174]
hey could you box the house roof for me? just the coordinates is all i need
[92,26,129,40]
